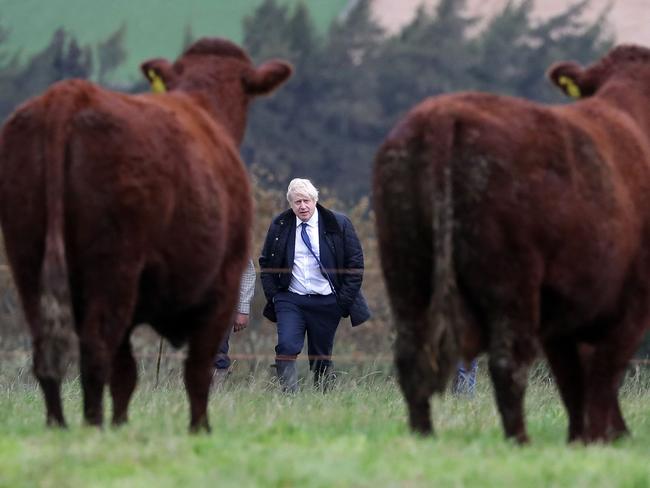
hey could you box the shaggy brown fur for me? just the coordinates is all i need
[0,37,291,431]
[373,44,650,443]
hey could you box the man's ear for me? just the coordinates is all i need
[243,60,293,96]
[547,61,589,99]
[140,58,175,93]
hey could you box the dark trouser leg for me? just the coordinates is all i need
[452,359,478,395]
[275,360,298,393]
[274,292,306,393]
[305,294,341,391]
[213,327,233,371]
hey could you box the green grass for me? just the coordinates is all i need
[0,0,348,84]
[1,360,650,487]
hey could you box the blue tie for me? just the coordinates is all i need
[300,222,336,296]
[300,222,313,255]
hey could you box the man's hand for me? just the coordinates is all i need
[233,313,249,332]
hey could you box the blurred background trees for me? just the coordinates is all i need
[0,0,613,198]
[241,0,611,200]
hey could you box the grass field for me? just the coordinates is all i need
[1,356,650,488]
[0,0,348,84]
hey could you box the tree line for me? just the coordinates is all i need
[0,0,613,199]
[243,0,612,200]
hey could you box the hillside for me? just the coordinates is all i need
[0,0,348,84]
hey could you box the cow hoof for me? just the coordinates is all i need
[610,427,630,442]
[189,420,211,434]
[516,434,530,445]
[409,418,433,436]
[111,416,128,427]
[46,417,67,429]
[506,431,530,445]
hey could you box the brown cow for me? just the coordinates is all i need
[0,38,291,431]
[373,45,650,443]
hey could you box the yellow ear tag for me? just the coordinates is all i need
[147,69,167,94]
[558,75,581,99]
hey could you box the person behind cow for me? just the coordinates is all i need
[451,359,478,395]
[213,258,256,386]
[260,178,370,392]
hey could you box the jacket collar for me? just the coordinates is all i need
[316,203,340,234]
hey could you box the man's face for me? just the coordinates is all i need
[290,193,316,222]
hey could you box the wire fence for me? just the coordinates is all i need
[2,348,650,365]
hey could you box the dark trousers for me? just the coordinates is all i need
[274,291,341,373]
[214,327,233,370]
[452,359,478,395]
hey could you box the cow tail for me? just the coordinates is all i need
[34,104,76,381]
[426,116,461,384]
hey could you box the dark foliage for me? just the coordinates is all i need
[240,0,613,201]
[0,2,613,197]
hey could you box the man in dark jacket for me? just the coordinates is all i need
[259,178,370,392]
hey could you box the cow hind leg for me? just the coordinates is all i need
[488,353,530,443]
[79,335,108,426]
[394,321,446,436]
[583,349,631,442]
[487,312,536,445]
[184,284,240,433]
[35,372,66,428]
[573,343,627,443]
[32,304,75,427]
[78,272,139,427]
[184,343,215,433]
[25,296,69,428]
[32,331,69,427]
[395,360,434,435]
[481,273,540,444]
[584,375,627,442]
[581,312,648,442]
[13,262,71,427]
[542,338,585,442]
[110,334,137,426]
[607,398,628,441]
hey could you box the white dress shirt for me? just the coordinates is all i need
[237,259,256,314]
[288,209,332,295]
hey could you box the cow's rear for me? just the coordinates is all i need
[374,45,650,443]
[0,38,292,431]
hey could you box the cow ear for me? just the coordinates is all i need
[140,58,175,93]
[547,62,588,99]
[243,60,293,96]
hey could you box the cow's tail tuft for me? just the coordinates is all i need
[427,116,462,388]
[34,101,76,381]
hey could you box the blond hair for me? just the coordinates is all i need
[286,178,318,203]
